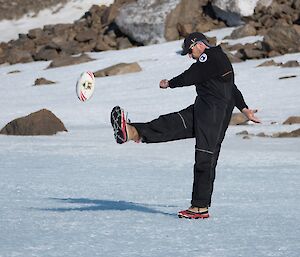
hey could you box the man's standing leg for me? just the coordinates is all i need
[190,97,235,210]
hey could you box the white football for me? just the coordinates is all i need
[76,71,95,102]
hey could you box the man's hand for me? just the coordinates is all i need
[242,108,261,123]
[159,79,169,89]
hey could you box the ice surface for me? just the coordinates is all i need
[0,27,299,257]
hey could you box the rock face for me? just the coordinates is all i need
[116,0,225,45]
[116,0,180,45]
[212,0,270,17]
[94,62,142,77]
[0,109,67,136]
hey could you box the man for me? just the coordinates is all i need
[110,32,260,219]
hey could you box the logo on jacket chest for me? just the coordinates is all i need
[199,53,207,63]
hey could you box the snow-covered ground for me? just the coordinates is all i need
[0,27,300,257]
[0,0,114,42]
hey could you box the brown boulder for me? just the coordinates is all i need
[28,28,44,39]
[94,62,142,77]
[6,49,33,64]
[117,37,133,50]
[0,109,67,136]
[47,53,94,69]
[34,47,59,61]
[94,36,114,51]
[165,0,224,41]
[227,24,257,39]
[263,24,300,54]
[229,113,248,125]
[75,29,98,42]
[239,48,265,60]
[283,116,300,125]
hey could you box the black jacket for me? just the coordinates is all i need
[169,45,248,111]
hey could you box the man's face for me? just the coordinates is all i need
[188,42,206,60]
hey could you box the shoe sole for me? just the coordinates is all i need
[111,106,127,144]
[178,213,209,219]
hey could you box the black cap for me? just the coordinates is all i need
[181,32,208,55]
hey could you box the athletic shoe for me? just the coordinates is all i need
[178,206,209,219]
[111,106,128,144]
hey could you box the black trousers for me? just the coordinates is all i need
[131,94,235,207]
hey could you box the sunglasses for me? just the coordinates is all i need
[182,41,200,55]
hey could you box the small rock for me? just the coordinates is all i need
[227,24,257,39]
[281,60,300,67]
[242,136,251,139]
[236,130,249,135]
[257,60,281,67]
[256,132,268,137]
[94,62,142,77]
[34,77,56,86]
[47,54,94,69]
[272,128,300,138]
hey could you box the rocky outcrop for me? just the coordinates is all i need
[0,3,136,65]
[94,62,142,77]
[0,109,67,136]
[224,0,300,62]
[115,0,225,45]
[165,0,225,41]
[1,0,300,66]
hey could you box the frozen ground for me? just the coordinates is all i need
[0,28,299,257]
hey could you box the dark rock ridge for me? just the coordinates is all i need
[0,109,67,136]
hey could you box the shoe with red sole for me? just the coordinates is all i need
[178,206,209,219]
[111,106,128,144]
